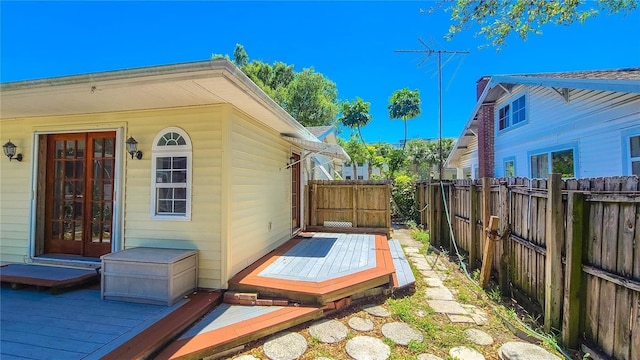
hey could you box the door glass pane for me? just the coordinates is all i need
[104,138,114,157]
[552,149,574,177]
[55,140,64,159]
[104,159,114,180]
[632,161,640,176]
[66,141,75,159]
[93,138,104,157]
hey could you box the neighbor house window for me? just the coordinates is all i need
[530,146,576,178]
[497,94,527,131]
[504,158,516,177]
[151,127,192,220]
[629,135,640,176]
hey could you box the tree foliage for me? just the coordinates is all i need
[388,88,421,149]
[338,97,372,145]
[284,68,339,127]
[339,135,369,178]
[215,44,339,127]
[437,0,638,49]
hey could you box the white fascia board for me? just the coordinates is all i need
[491,75,640,94]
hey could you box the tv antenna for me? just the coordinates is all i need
[395,38,468,180]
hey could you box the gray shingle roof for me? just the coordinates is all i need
[305,126,334,138]
[508,68,640,81]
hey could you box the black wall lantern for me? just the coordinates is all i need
[3,140,23,162]
[125,136,143,160]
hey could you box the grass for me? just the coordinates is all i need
[228,226,564,359]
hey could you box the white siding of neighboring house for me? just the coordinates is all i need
[451,137,478,179]
[342,162,382,180]
[493,86,640,178]
[309,153,334,180]
[227,108,293,281]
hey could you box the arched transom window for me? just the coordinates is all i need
[150,127,192,220]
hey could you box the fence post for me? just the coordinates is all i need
[498,181,510,293]
[469,183,479,270]
[311,182,318,227]
[480,215,499,288]
[427,181,435,246]
[352,183,358,228]
[562,191,588,349]
[545,173,563,332]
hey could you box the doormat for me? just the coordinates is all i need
[0,264,99,293]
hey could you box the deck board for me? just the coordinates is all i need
[229,233,395,304]
[0,287,186,360]
[389,239,416,289]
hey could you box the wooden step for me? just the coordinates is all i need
[155,304,323,360]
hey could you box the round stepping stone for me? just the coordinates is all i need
[348,316,374,331]
[362,304,390,317]
[449,346,485,360]
[498,342,562,360]
[464,328,494,346]
[345,336,390,360]
[415,309,426,318]
[381,322,423,346]
[417,355,444,360]
[263,332,307,360]
[308,319,348,343]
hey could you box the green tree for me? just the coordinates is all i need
[338,97,372,145]
[284,68,339,127]
[425,138,454,177]
[215,44,339,127]
[232,43,249,67]
[388,88,421,149]
[405,139,429,179]
[439,0,638,49]
[339,136,368,179]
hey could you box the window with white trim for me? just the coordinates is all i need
[629,135,640,176]
[504,159,515,177]
[498,94,527,131]
[151,127,192,220]
[530,148,575,178]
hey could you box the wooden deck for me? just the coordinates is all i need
[1,232,415,360]
[228,233,396,304]
[0,285,221,360]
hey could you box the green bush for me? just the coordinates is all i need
[391,172,419,223]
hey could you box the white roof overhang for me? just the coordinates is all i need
[0,59,314,139]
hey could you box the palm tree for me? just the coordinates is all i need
[388,88,421,149]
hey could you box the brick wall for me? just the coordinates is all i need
[477,103,495,178]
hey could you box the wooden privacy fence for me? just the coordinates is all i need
[416,176,640,359]
[305,180,391,236]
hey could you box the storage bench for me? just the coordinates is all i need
[101,247,198,305]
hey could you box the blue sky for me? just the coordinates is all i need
[1,1,639,144]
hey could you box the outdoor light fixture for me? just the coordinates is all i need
[125,136,143,160]
[2,140,22,162]
[287,155,296,168]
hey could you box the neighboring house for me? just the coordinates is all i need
[0,59,349,289]
[305,126,344,180]
[342,161,384,180]
[447,68,640,179]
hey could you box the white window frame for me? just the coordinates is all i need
[150,127,192,221]
[622,127,640,176]
[497,93,528,133]
[528,143,579,179]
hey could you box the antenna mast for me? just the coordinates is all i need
[396,38,468,180]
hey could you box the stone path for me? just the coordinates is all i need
[234,226,562,360]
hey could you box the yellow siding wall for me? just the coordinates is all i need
[0,119,34,263]
[0,105,225,288]
[228,109,293,278]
